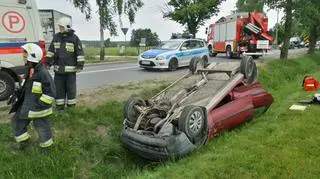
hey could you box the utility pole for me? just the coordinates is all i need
[275,9,279,45]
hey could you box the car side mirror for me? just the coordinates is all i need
[181,46,188,51]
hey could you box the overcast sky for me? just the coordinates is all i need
[36,0,284,41]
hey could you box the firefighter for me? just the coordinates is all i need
[46,17,85,110]
[8,43,56,152]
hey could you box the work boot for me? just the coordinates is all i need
[39,147,50,154]
[12,140,30,151]
[55,105,65,111]
[67,104,76,108]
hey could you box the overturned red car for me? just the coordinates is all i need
[121,56,273,161]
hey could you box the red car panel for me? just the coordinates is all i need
[207,95,254,139]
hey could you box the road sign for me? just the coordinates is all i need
[139,38,146,47]
[1,11,26,33]
[121,28,128,35]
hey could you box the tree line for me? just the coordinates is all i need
[68,0,320,60]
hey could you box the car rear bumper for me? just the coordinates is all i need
[120,127,195,161]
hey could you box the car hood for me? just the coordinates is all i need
[141,49,171,58]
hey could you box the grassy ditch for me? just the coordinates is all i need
[0,54,320,178]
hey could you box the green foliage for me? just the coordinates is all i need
[130,29,160,47]
[68,0,92,19]
[96,0,143,36]
[236,0,265,12]
[71,0,143,60]
[265,0,295,59]
[294,0,320,54]
[163,0,223,37]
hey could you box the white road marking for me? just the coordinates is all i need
[79,66,139,75]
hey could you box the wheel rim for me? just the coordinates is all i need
[0,80,6,94]
[227,48,231,57]
[189,111,203,134]
[170,60,177,70]
[208,47,213,55]
[247,59,254,77]
[196,60,203,70]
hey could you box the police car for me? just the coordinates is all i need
[138,39,209,71]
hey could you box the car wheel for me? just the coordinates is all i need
[240,56,258,84]
[226,46,233,59]
[124,97,146,128]
[189,57,207,74]
[0,71,15,101]
[208,46,217,57]
[168,58,178,71]
[179,105,207,146]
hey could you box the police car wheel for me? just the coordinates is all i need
[0,71,15,101]
[168,59,178,71]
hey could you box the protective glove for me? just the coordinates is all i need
[7,94,17,105]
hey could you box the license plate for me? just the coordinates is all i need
[141,61,150,65]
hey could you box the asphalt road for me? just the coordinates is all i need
[0,48,307,108]
[77,48,307,91]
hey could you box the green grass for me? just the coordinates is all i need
[0,54,320,178]
[84,47,141,57]
[84,47,152,63]
[85,56,137,64]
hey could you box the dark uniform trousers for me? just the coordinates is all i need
[12,108,52,148]
[54,72,77,109]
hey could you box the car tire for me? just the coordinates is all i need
[226,46,233,59]
[168,58,178,71]
[208,46,217,57]
[0,71,15,101]
[124,97,146,128]
[240,56,258,84]
[189,56,207,74]
[179,105,207,146]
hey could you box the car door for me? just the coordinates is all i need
[178,40,193,66]
[188,40,206,64]
[207,95,254,139]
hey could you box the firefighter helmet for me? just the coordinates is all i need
[21,43,43,63]
[57,17,72,31]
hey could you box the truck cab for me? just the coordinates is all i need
[0,0,45,101]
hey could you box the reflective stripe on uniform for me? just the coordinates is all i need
[53,65,77,72]
[66,43,74,52]
[54,42,60,49]
[28,108,53,119]
[65,66,77,72]
[40,94,54,105]
[15,132,30,143]
[47,51,55,58]
[77,56,85,62]
[67,99,76,105]
[56,99,65,105]
[32,82,42,94]
[40,138,53,148]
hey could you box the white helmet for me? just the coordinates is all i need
[57,17,72,31]
[21,43,43,63]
